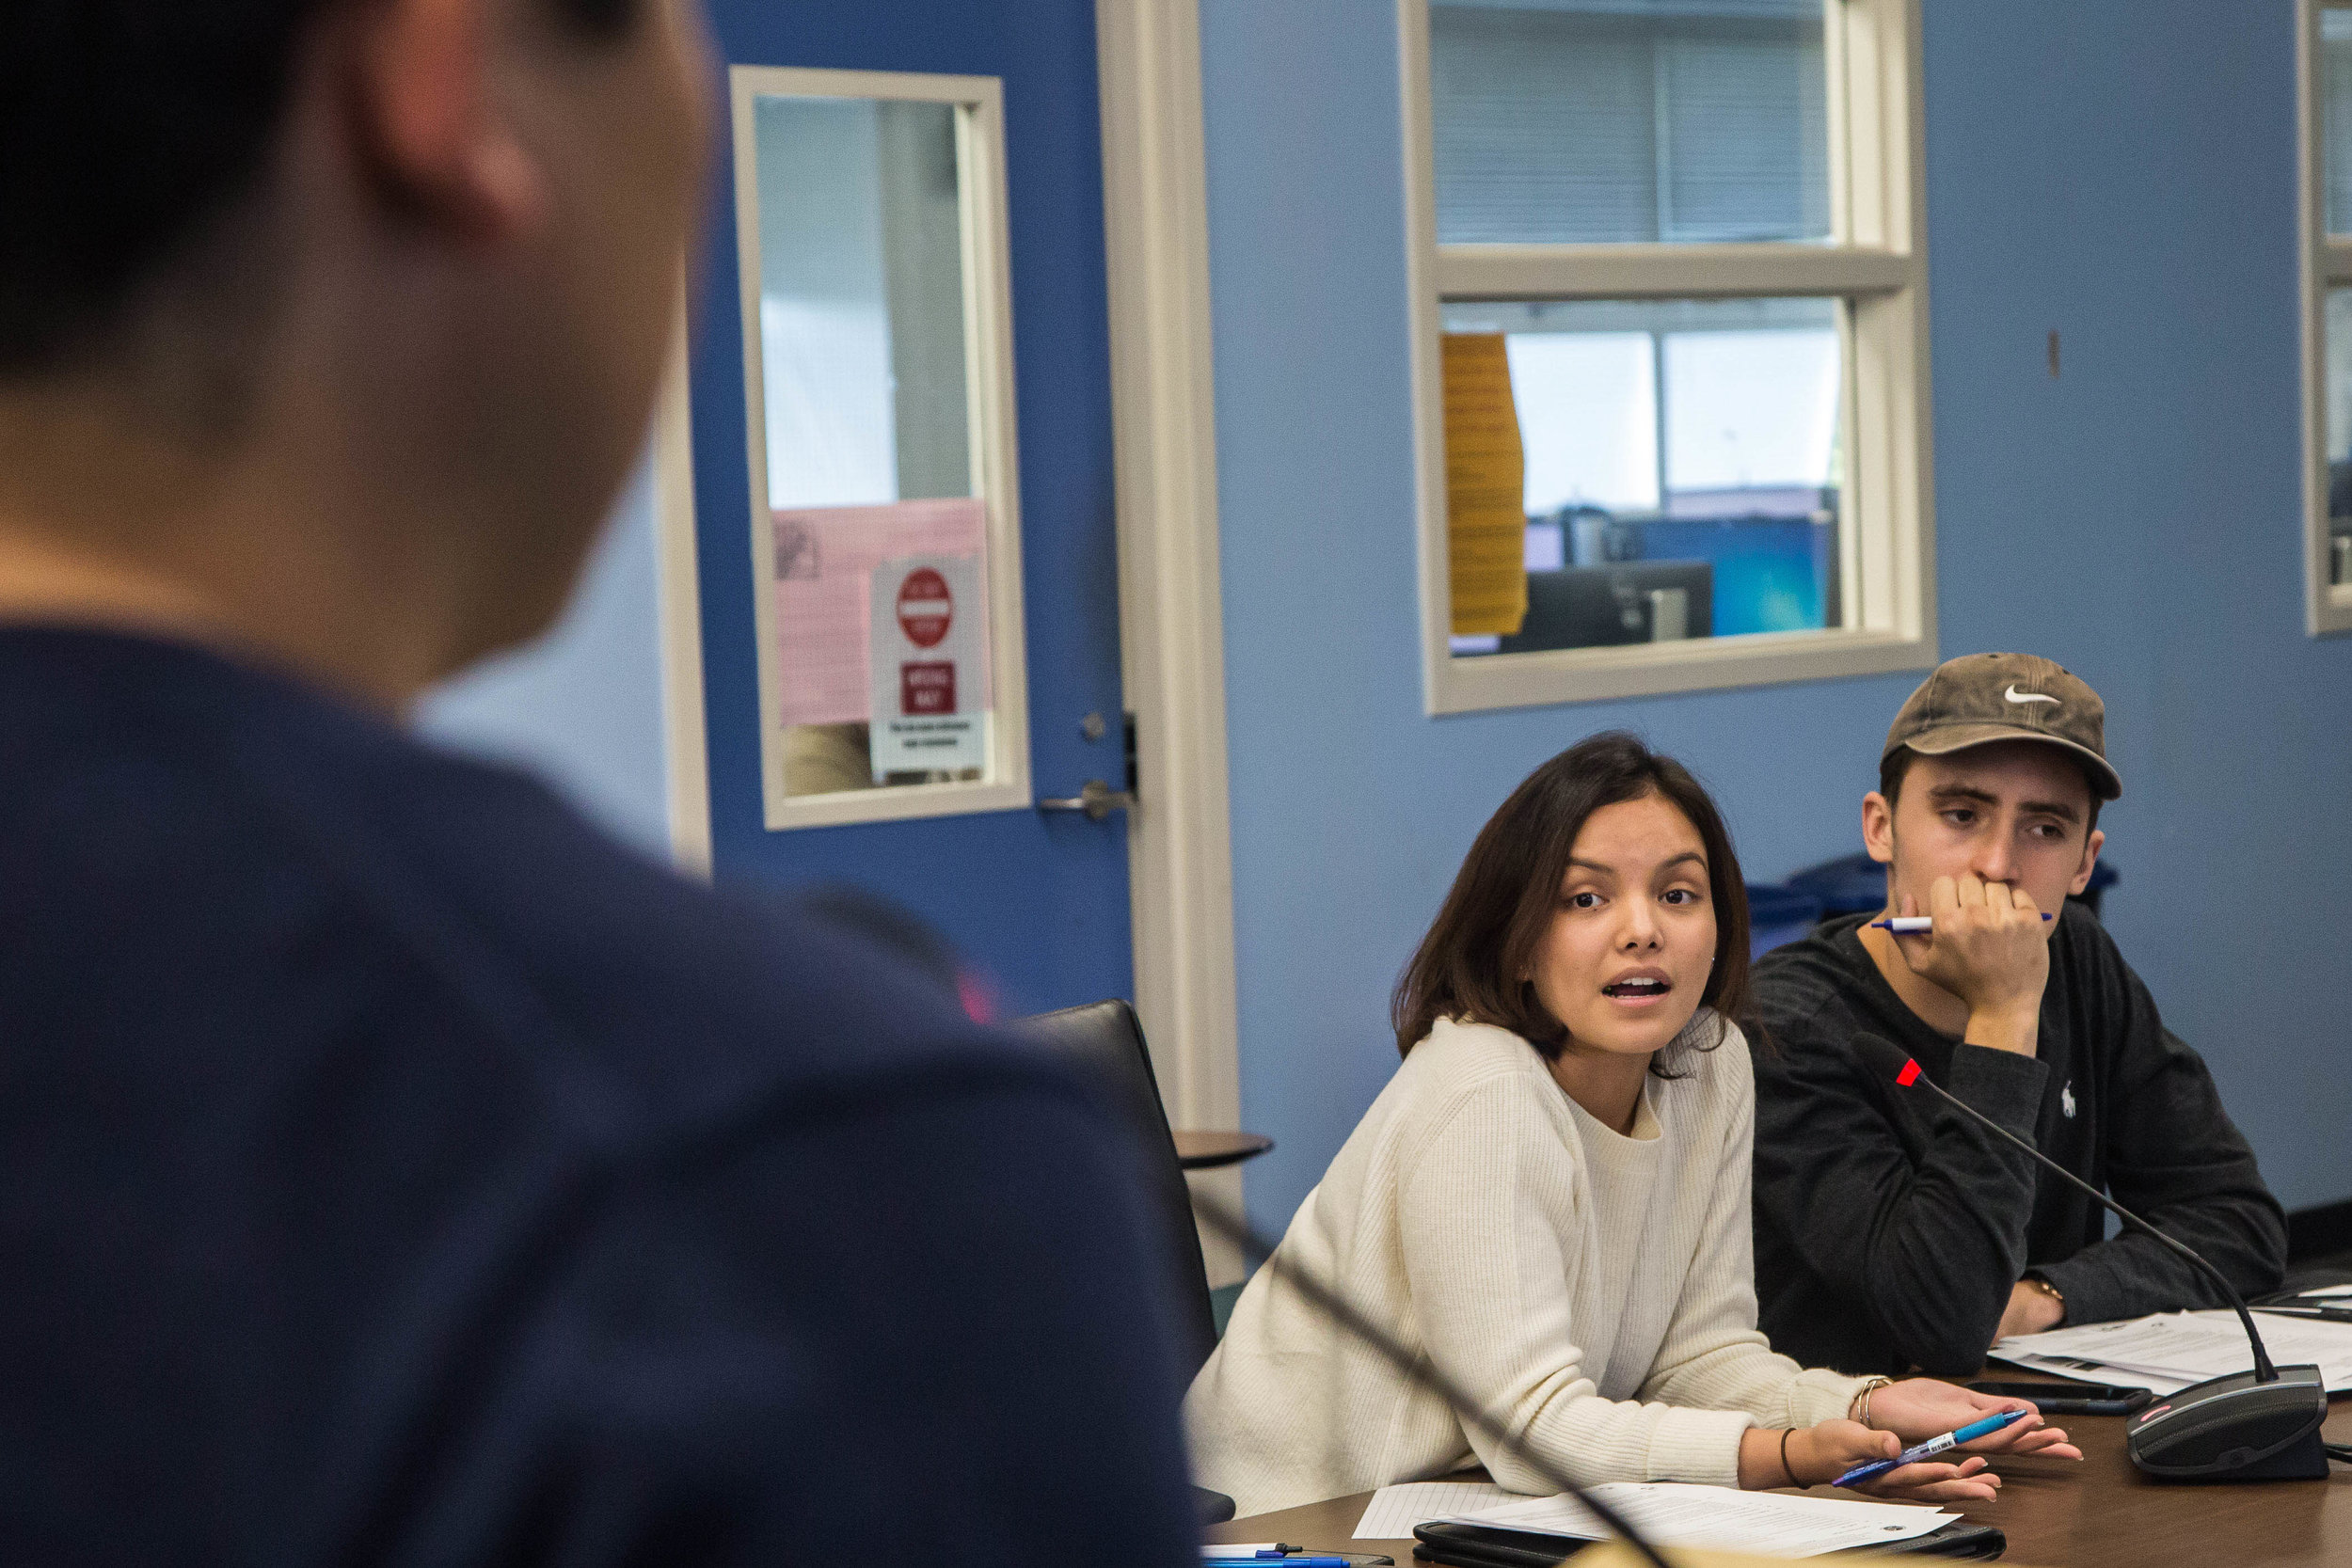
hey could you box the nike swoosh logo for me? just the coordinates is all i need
[2004,686,2058,705]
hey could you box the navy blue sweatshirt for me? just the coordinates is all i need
[0,628,1196,1566]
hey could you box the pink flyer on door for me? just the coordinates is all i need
[771,498,988,726]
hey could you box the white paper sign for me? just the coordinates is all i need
[867,553,987,779]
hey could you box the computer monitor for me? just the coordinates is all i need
[1498,562,1715,653]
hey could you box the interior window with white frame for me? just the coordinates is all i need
[1404,0,1938,713]
[2301,1,2352,635]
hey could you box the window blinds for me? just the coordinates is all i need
[1431,2,1827,245]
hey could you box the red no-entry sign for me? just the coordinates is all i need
[895,567,953,649]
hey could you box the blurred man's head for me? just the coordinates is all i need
[0,0,711,702]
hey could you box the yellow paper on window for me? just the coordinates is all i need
[1440,333,1527,637]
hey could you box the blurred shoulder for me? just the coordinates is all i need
[241,676,1081,1139]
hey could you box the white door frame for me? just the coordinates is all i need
[1097,0,1245,1283]
[648,2,1246,1276]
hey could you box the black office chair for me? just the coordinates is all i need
[1015,999,1232,1524]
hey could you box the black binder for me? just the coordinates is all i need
[1409,1516,2006,1564]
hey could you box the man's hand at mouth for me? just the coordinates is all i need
[1890,874,2050,1056]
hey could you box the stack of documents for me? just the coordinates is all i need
[1993,1303,2352,1394]
[1354,1481,1957,1556]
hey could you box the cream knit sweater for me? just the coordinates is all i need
[1185,1015,1866,1517]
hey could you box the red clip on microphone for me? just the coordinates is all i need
[1851,1032,2328,1481]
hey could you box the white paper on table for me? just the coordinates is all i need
[771,499,988,726]
[1353,1481,1516,1538]
[2296,1283,2352,1298]
[1449,1483,1953,1557]
[1994,1308,2352,1394]
[1988,1350,2193,1394]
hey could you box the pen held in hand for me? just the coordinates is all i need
[1869,914,2053,934]
[1835,1409,2027,1488]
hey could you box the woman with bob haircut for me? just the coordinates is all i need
[1185,733,2078,1518]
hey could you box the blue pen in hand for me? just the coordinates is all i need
[1835,1408,2026,1489]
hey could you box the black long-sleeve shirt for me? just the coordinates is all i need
[0,628,1197,1566]
[1746,907,2286,1377]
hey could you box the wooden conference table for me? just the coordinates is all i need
[1206,1383,2352,1566]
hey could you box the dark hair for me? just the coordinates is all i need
[0,0,639,377]
[1391,732,1751,1072]
[1879,746,2102,835]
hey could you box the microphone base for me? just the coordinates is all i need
[2125,1364,2329,1481]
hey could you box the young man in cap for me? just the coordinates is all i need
[1747,654,2285,1376]
[0,0,1196,1560]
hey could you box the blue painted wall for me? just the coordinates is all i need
[1198,0,2352,1237]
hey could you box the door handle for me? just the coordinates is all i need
[1039,779,1135,820]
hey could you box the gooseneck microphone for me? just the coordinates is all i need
[1188,1191,1673,1568]
[1851,1032,2330,1481]
[1850,1033,2277,1379]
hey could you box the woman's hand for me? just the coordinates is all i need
[1863,1378,2084,1463]
[1798,1420,2016,1504]
[1740,1420,2000,1502]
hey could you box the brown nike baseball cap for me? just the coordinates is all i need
[1883,652,2122,800]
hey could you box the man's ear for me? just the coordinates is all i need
[2070,827,2105,897]
[347,0,549,245]
[1860,791,1896,867]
